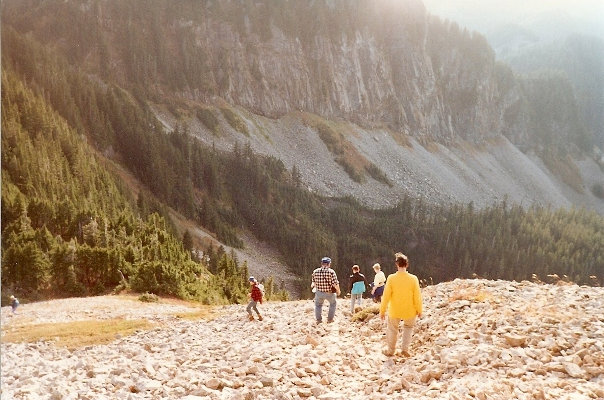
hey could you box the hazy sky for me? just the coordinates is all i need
[421,0,604,39]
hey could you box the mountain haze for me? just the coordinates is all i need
[423,0,604,150]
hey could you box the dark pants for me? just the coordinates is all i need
[373,285,384,303]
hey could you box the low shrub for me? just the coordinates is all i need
[197,107,220,135]
[220,107,249,136]
[138,292,159,303]
[591,183,604,199]
[365,163,392,186]
[351,305,380,322]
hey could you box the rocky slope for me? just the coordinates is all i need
[2,279,602,399]
[154,105,604,214]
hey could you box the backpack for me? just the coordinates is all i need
[351,280,366,295]
[257,283,265,297]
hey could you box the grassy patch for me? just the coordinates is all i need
[302,114,371,183]
[365,163,392,186]
[449,288,494,303]
[351,305,380,322]
[220,107,249,136]
[2,319,152,349]
[421,139,441,153]
[391,129,412,148]
[339,157,365,183]
[542,152,584,194]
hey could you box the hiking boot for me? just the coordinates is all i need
[248,314,255,321]
[401,350,411,358]
[258,314,263,321]
[382,349,394,357]
[327,319,334,323]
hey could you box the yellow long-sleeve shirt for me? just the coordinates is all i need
[379,270,423,320]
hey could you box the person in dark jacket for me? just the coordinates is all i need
[348,265,368,314]
[246,277,264,321]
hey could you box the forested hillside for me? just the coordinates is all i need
[1,1,602,301]
[0,66,289,304]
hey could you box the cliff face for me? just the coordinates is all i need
[166,0,504,142]
[4,0,517,142]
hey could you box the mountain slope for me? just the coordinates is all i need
[0,64,251,304]
[3,0,600,213]
[153,104,604,214]
[422,0,604,151]
[2,279,603,398]
[2,0,603,299]
[502,35,604,151]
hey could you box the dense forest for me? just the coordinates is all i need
[2,69,193,301]
[1,4,603,303]
[0,64,289,304]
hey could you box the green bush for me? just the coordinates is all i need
[351,305,380,322]
[220,107,249,136]
[138,292,159,303]
[592,183,604,199]
[197,107,220,135]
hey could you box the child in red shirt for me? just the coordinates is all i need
[247,277,263,321]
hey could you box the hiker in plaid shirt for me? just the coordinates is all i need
[311,257,341,323]
[246,276,264,321]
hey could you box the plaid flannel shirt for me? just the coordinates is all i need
[251,284,263,303]
[312,266,339,293]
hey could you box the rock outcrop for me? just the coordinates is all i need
[2,279,602,399]
[0,0,543,143]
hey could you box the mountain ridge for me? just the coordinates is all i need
[2,0,604,302]
[0,0,586,144]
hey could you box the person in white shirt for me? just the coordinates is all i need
[371,263,386,303]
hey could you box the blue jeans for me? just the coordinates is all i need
[314,291,337,322]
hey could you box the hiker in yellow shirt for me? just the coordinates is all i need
[379,252,423,357]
